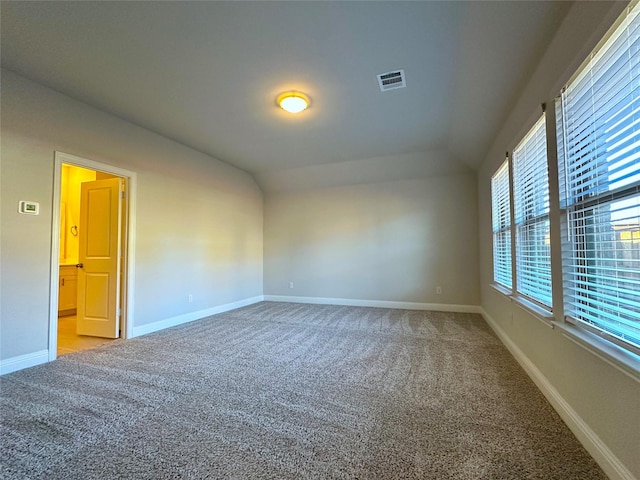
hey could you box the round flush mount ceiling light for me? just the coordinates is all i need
[277,92,310,113]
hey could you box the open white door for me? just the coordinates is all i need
[76,177,122,338]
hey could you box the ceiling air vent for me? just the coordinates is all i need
[377,69,406,92]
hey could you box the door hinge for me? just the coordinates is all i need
[117,308,121,317]
[121,191,125,199]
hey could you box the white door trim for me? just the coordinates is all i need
[49,151,137,361]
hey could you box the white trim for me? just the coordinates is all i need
[489,284,555,328]
[264,295,482,314]
[511,295,555,328]
[49,160,63,361]
[480,307,636,480]
[554,321,640,384]
[490,282,513,297]
[131,296,264,338]
[50,152,137,362]
[0,350,49,375]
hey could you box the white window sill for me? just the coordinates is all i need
[511,294,554,328]
[490,282,512,297]
[553,321,640,383]
[489,283,639,382]
[490,283,554,328]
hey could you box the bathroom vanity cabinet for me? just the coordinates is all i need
[58,265,77,315]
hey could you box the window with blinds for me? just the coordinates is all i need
[556,0,640,353]
[513,116,552,307]
[491,160,512,289]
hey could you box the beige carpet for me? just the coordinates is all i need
[0,302,607,479]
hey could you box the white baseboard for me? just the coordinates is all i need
[131,295,264,338]
[479,308,635,480]
[264,295,481,314]
[0,350,49,375]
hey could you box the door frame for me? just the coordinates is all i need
[49,151,137,361]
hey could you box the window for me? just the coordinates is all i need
[556,1,640,353]
[513,116,552,307]
[491,160,512,289]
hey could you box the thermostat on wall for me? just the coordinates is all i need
[18,201,40,215]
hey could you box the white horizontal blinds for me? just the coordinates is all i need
[558,0,640,353]
[564,194,640,349]
[491,160,512,288]
[562,4,640,204]
[513,116,552,307]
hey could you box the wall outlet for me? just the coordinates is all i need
[436,286,442,295]
[188,294,193,303]
[289,282,294,289]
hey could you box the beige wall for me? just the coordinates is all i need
[2,4,637,475]
[0,69,263,360]
[477,2,639,479]
[264,173,479,306]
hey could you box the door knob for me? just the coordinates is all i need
[76,263,84,268]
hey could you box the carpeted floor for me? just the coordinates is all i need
[1,302,607,479]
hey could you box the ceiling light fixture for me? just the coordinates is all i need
[277,92,310,113]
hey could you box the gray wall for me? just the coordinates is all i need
[477,2,639,479]
[2,3,637,476]
[0,70,264,360]
[264,173,479,306]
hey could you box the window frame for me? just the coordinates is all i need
[512,114,553,309]
[555,0,640,356]
[491,159,513,290]
[488,0,640,364]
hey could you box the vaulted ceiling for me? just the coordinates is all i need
[1,1,572,191]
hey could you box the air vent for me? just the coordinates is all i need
[377,69,406,92]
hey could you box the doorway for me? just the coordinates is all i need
[49,152,137,361]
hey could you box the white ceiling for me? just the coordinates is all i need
[1,1,572,191]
